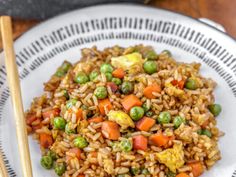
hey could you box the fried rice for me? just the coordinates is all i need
[25,45,223,177]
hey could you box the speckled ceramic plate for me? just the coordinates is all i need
[0,4,236,177]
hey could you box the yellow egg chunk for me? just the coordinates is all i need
[108,110,135,129]
[156,143,185,172]
[111,52,144,74]
[165,82,185,96]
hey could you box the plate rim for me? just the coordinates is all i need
[10,3,236,49]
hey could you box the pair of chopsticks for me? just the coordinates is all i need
[0,16,33,177]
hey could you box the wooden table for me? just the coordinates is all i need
[0,0,236,49]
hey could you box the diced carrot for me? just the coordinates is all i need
[149,133,169,147]
[98,99,113,115]
[39,133,53,148]
[76,108,83,120]
[26,113,37,125]
[88,117,104,123]
[77,175,85,177]
[143,84,161,99]
[188,162,204,177]
[171,79,185,89]
[66,148,81,161]
[112,68,125,79]
[42,108,60,119]
[176,173,190,177]
[133,135,148,151]
[101,121,120,140]
[136,117,155,131]
[121,94,142,111]
[178,79,185,89]
[171,80,178,86]
[107,82,118,92]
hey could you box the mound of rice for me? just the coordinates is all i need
[25,45,223,177]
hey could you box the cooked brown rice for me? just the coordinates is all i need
[25,45,223,177]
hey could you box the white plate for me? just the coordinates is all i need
[0,4,236,177]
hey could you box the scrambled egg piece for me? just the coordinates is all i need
[111,52,144,74]
[108,110,134,129]
[165,83,185,96]
[156,143,185,172]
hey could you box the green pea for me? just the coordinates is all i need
[121,81,134,94]
[202,129,212,138]
[158,111,171,124]
[100,63,113,73]
[166,170,176,177]
[105,72,113,81]
[61,61,72,72]
[173,116,186,129]
[40,155,53,169]
[62,90,69,100]
[74,136,88,148]
[130,167,140,175]
[65,123,76,134]
[55,61,72,77]
[54,117,66,130]
[185,78,198,90]
[112,78,122,85]
[208,104,222,117]
[55,68,66,77]
[130,106,144,121]
[47,150,57,160]
[141,168,150,175]
[89,71,99,81]
[120,139,133,152]
[74,72,89,84]
[146,50,158,60]
[94,86,108,99]
[66,99,77,109]
[143,60,157,74]
[142,102,151,112]
[146,111,154,117]
[162,50,172,57]
[54,162,66,176]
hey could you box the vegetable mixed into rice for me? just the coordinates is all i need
[25,45,223,177]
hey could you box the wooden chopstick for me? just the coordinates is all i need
[0,151,8,177]
[0,16,33,177]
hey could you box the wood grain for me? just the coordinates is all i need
[0,19,38,49]
[150,0,236,38]
[0,16,33,177]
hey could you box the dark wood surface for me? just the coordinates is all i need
[150,0,236,37]
[1,0,236,49]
